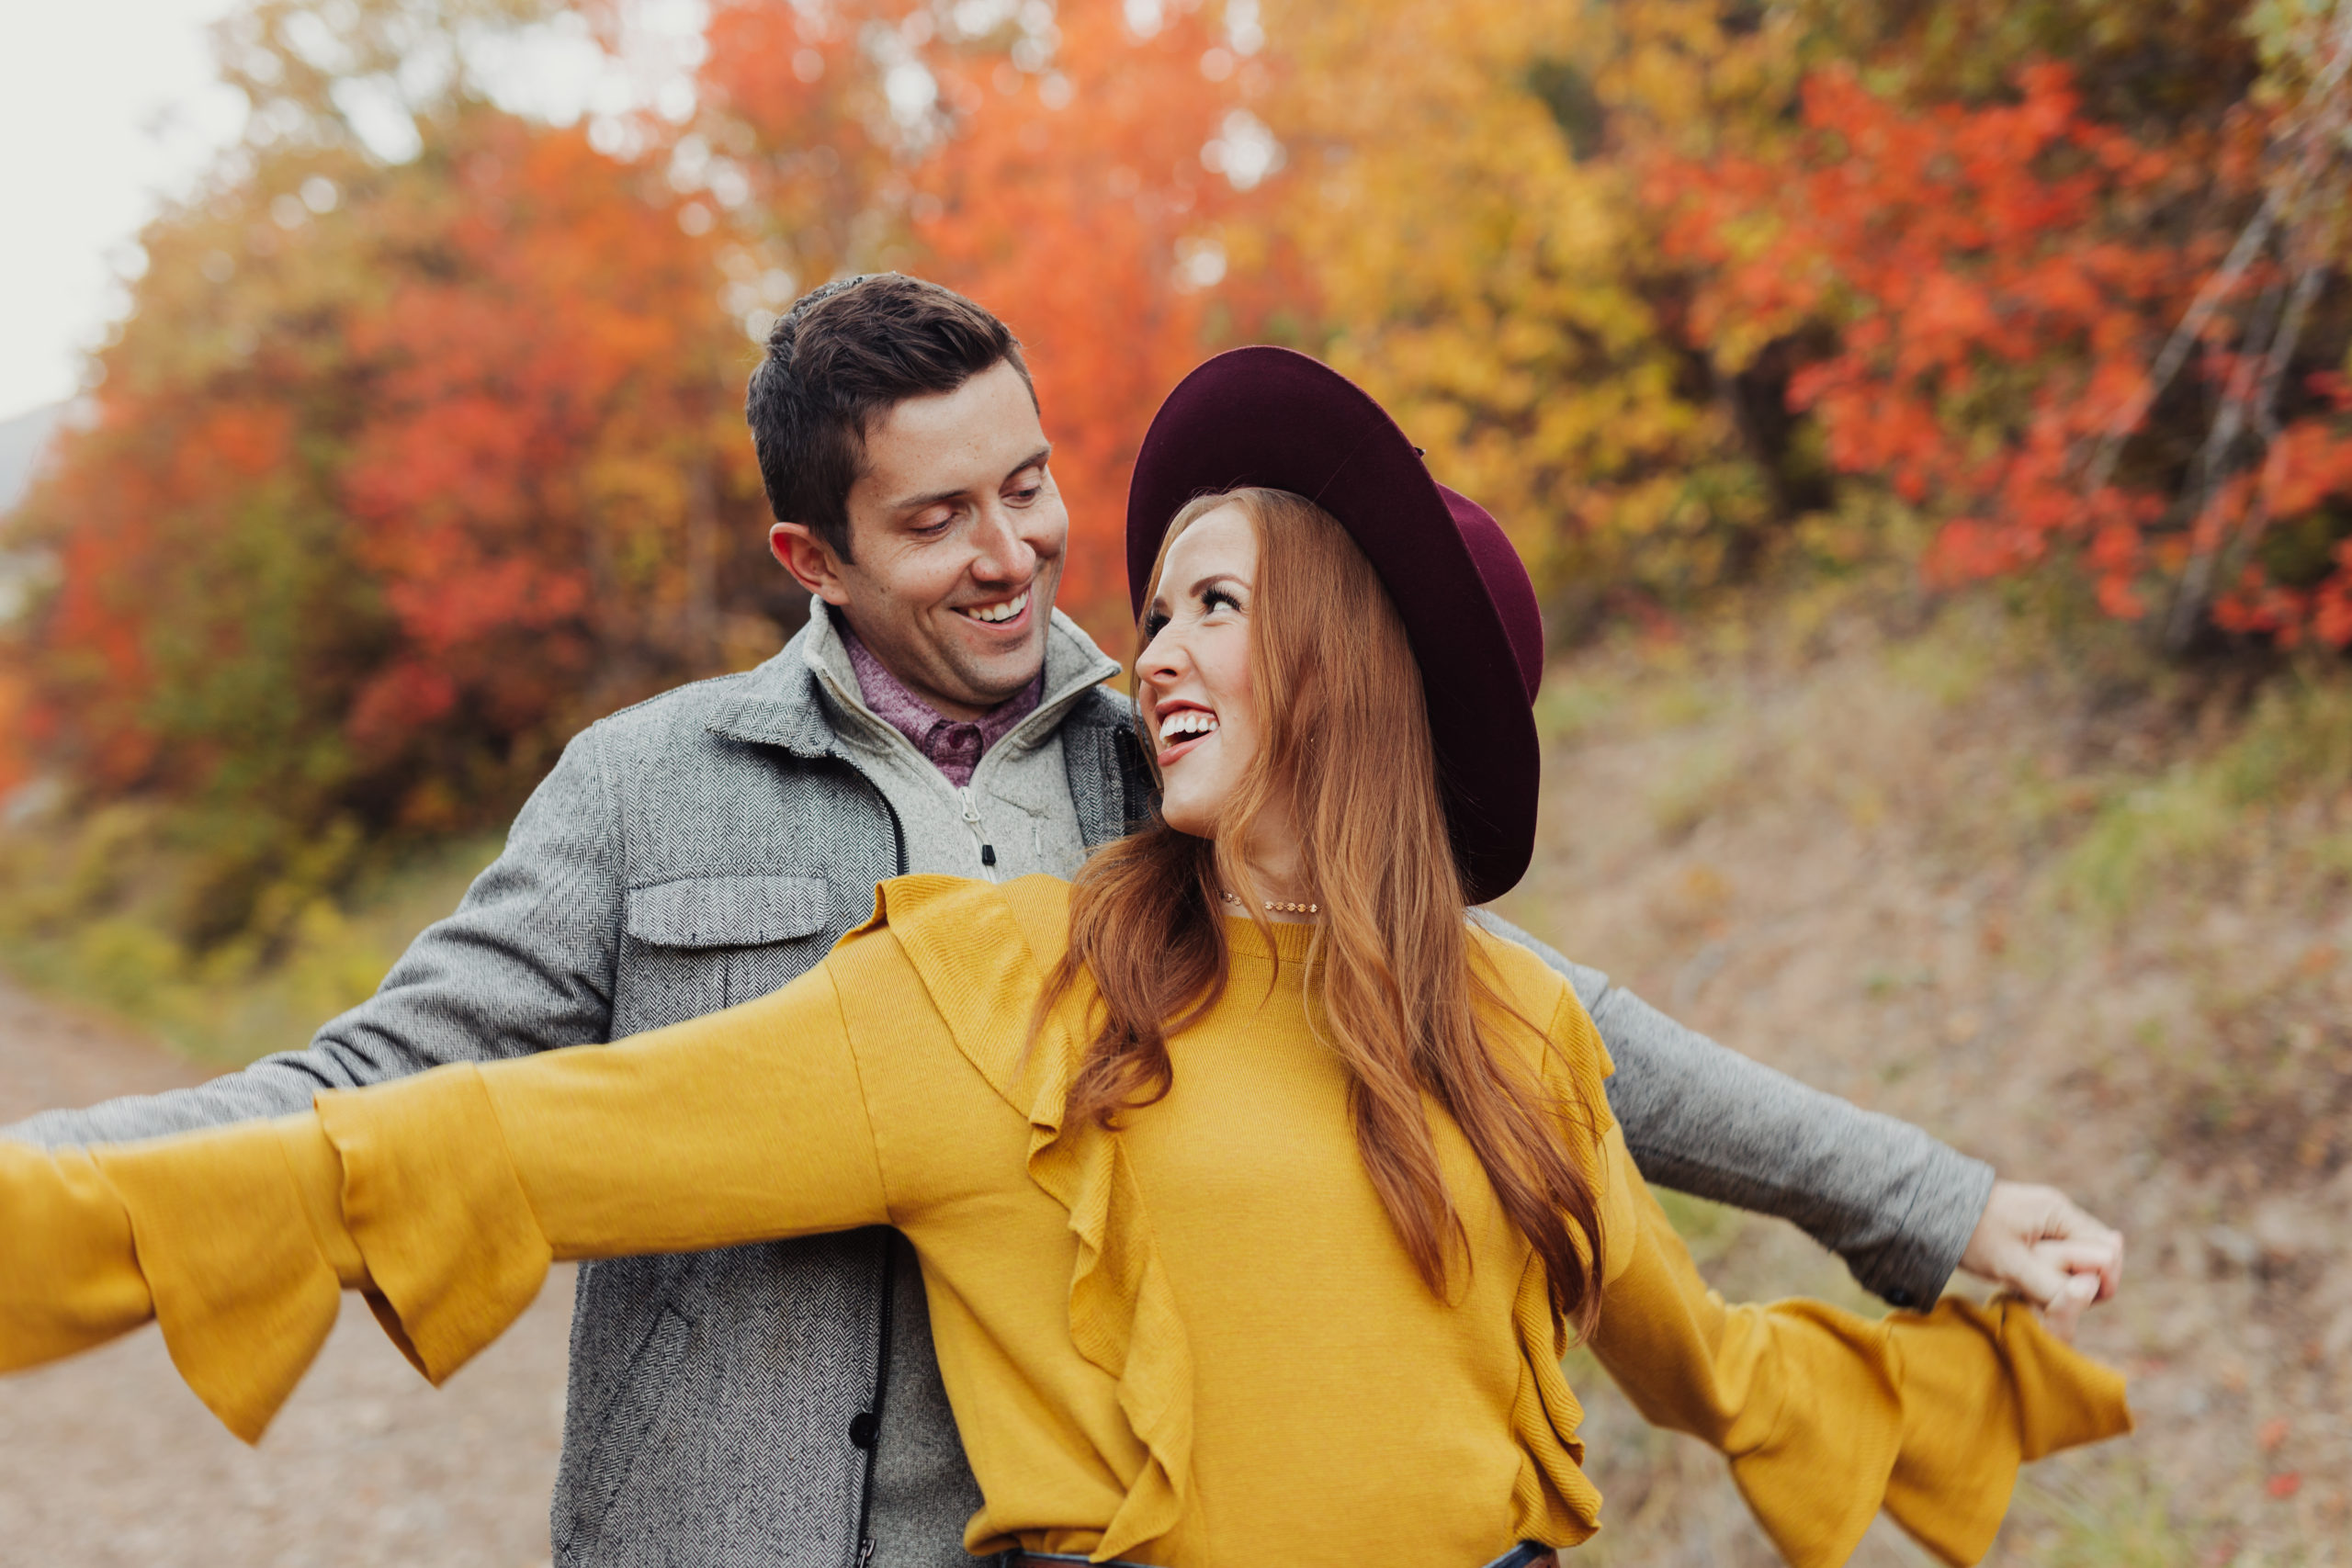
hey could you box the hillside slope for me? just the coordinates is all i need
[1501,595,2351,1564]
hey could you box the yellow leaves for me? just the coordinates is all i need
[1254,0,1803,625]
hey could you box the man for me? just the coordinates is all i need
[8,276,2118,1568]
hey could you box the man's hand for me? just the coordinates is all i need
[1959,1181,2123,1342]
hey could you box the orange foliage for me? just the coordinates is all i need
[29,0,2346,927]
[10,108,763,842]
[909,3,1297,634]
[339,117,739,755]
[1655,63,2352,646]
[22,397,302,793]
[14,1,1288,865]
[0,667,28,801]
[692,0,1295,645]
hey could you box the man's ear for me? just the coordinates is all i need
[770,521,852,605]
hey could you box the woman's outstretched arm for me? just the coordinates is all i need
[1580,1120,2132,1568]
[0,950,890,1443]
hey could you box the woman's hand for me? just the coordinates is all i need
[1958,1180,2123,1341]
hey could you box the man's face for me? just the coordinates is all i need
[770,359,1066,722]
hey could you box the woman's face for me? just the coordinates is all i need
[1136,504,1261,839]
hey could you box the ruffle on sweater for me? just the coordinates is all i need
[1725,1296,2131,1566]
[95,1075,551,1445]
[867,874,1193,1564]
[314,1065,555,1386]
[1591,1168,2134,1568]
[2,1124,344,1444]
[1494,976,1627,1551]
[2,1101,547,1447]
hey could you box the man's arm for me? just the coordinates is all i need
[1470,908,1994,1310]
[6,728,626,1150]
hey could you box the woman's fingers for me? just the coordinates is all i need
[2038,1269,2103,1343]
[2037,1233,2124,1303]
[2023,1191,2124,1300]
[1991,1229,2073,1309]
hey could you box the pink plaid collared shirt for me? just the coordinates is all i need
[840,624,1045,787]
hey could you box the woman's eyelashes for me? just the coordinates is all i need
[1141,584,1243,643]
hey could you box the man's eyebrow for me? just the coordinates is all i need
[884,446,1053,513]
[885,481,969,513]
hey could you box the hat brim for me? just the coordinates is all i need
[1125,346,1540,904]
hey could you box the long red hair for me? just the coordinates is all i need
[1044,488,1607,1337]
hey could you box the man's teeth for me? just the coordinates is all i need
[964,590,1030,625]
[1159,710,1218,744]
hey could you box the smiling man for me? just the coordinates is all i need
[7,275,2117,1568]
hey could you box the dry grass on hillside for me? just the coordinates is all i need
[1498,586,2352,1566]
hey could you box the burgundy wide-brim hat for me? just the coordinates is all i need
[1125,345,1544,904]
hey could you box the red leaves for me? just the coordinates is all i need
[10,107,750,831]
[897,4,1291,641]
[0,670,28,802]
[1652,62,2352,647]
[329,118,735,761]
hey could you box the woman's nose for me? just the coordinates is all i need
[1137,624,1186,684]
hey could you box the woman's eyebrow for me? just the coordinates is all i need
[1187,572,1249,599]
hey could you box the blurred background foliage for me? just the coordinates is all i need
[5,4,2351,1552]
[6,0,2352,1049]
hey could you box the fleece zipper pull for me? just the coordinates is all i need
[957,786,998,874]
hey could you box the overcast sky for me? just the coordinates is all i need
[0,0,248,421]
[0,1,716,424]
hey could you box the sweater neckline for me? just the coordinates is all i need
[1221,914,1321,964]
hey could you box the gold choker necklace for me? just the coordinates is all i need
[1221,891,1320,916]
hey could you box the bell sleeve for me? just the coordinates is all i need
[1584,1126,2133,1566]
[0,949,889,1444]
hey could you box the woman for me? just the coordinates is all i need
[0,349,2128,1568]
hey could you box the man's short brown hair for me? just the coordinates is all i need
[746,275,1035,560]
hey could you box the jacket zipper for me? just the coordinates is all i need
[854,772,904,1568]
[956,785,997,877]
[854,1238,896,1567]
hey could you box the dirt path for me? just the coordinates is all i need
[0,980,573,1568]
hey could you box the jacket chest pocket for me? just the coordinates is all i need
[615,874,836,1032]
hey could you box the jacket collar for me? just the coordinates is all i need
[706,597,1121,760]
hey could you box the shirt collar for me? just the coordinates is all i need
[839,622,1043,786]
[801,598,1121,783]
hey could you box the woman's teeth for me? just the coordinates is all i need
[963,590,1030,625]
[1159,710,1218,744]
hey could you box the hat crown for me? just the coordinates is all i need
[1437,485,1543,704]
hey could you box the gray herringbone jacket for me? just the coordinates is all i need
[9,623,1991,1568]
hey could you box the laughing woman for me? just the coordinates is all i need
[0,350,2128,1568]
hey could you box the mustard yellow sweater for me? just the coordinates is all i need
[0,875,2128,1566]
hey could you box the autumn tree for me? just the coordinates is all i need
[5,2,766,947]
[1250,0,1829,631]
[1256,0,2352,652]
[685,0,1287,640]
[19,0,2346,976]
[1653,6,2352,650]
